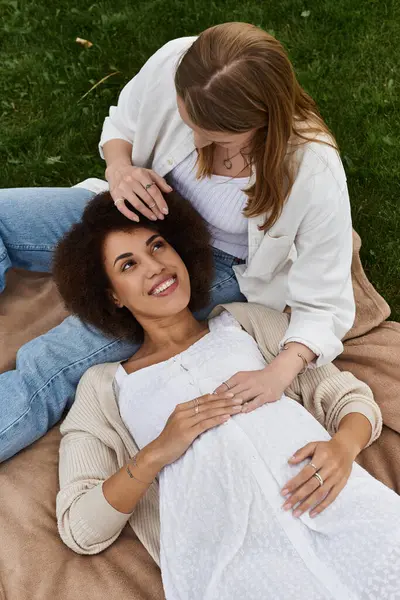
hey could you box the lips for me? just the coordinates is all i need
[149,275,178,296]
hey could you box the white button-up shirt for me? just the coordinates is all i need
[81,36,355,365]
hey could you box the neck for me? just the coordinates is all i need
[139,308,206,352]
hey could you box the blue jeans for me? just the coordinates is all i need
[0,187,246,461]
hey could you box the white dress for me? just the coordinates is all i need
[116,312,400,600]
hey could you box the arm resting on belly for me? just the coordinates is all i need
[218,303,382,447]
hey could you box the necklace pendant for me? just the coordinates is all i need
[223,158,233,170]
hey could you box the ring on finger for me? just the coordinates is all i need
[313,472,324,487]
[193,397,200,415]
[148,202,157,208]
[114,198,125,206]
[222,381,231,390]
[145,182,155,191]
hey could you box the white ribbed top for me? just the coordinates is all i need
[169,151,250,259]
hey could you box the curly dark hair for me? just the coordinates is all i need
[53,190,214,341]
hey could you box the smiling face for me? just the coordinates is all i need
[103,227,191,322]
[177,95,256,150]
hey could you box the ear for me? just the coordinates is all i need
[109,288,124,309]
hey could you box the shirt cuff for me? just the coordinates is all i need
[71,482,133,541]
[99,116,133,159]
[336,401,381,447]
[280,314,344,367]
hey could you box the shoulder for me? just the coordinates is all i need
[276,136,350,232]
[77,362,119,390]
[60,362,120,434]
[208,309,243,332]
[212,303,289,338]
[140,36,196,76]
[292,136,347,194]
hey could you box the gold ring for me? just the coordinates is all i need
[193,397,199,415]
[145,183,155,190]
[313,472,324,487]
[309,462,318,471]
[223,381,231,390]
[114,198,125,206]
[148,202,156,208]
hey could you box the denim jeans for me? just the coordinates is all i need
[0,187,246,461]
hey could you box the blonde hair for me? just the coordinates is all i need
[175,22,337,230]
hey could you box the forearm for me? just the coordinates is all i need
[102,441,164,514]
[103,139,133,180]
[333,412,372,459]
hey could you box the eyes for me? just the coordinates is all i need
[121,240,165,272]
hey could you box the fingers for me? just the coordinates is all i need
[288,442,318,464]
[191,413,232,437]
[281,458,320,497]
[290,470,332,518]
[114,198,140,222]
[128,180,164,220]
[111,168,171,221]
[148,171,173,200]
[134,174,168,219]
[191,403,243,425]
[309,481,346,517]
[282,467,331,516]
[177,392,234,411]
[239,394,265,414]
[213,382,261,406]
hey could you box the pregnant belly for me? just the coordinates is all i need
[158,397,346,600]
[162,396,331,504]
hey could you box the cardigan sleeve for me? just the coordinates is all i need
[57,371,133,555]
[294,365,382,447]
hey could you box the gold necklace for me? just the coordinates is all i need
[223,148,245,170]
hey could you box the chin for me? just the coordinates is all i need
[159,293,191,316]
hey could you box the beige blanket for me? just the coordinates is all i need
[334,232,400,492]
[0,271,165,599]
[0,231,399,600]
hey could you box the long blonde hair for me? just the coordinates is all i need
[175,22,337,230]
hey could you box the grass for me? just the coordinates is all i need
[0,0,399,318]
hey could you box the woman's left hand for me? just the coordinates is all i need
[213,367,286,413]
[281,436,358,518]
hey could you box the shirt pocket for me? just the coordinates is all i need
[246,234,293,280]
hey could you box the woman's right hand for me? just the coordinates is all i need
[106,162,173,222]
[149,392,243,469]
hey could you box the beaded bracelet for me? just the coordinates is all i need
[126,453,153,485]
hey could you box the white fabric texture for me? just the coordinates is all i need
[116,312,400,600]
[168,150,249,259]
[95,36,356,366]
[57,303,381,562]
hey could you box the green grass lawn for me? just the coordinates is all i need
[0,0,399,318]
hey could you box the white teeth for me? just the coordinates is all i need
[151,277,176,295]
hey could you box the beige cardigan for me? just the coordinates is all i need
[57,303,381,564]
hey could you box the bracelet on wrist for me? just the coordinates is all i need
[281,344,310,375]
[126,453,153,485]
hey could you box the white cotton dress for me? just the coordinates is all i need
[116,312,400,600]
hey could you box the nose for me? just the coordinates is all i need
[142,254,164,278]
[193,132,212,149]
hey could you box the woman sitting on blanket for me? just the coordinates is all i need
[54,191,400,600]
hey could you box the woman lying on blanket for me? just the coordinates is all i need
[54,192,399,600]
